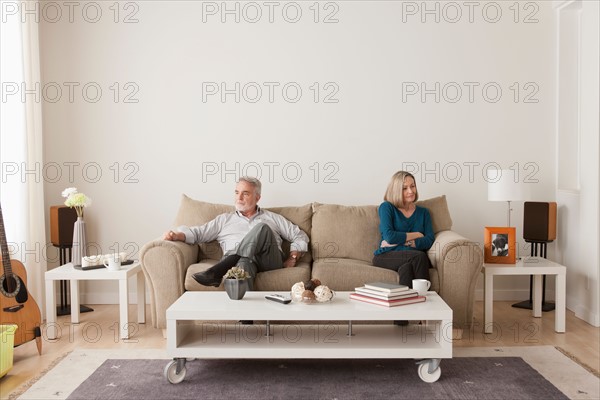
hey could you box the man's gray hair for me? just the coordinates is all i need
[238,176,262,196]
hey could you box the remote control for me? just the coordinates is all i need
[265,294,292,304]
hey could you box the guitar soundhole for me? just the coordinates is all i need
[0,275,20,298]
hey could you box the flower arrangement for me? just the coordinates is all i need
[62,187,92,218]
[223,266,250,280]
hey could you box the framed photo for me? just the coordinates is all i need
[484,227,516,264]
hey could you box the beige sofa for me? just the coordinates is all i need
[140,194,483,330]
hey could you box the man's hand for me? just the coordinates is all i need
[163,230,185,242]
[283,251,301,268]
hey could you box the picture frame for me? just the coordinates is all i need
[484,227,516,264]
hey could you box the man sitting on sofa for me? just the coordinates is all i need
[163,176,309,288]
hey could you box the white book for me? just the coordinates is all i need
[355,287,418,299]
[363,282,409,293]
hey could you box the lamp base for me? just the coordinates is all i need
[57,305,94,316]
[511,300,555,312]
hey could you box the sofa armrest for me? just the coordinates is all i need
[139,239,199,328]
[429,230,483,329]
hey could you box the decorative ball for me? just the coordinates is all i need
[304,280,317,291]
[302,290,316,301]
[311,278,322,287]
[314,285,334,302]
[291,282,305,302]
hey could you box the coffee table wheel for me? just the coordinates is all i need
[164,358,187,384]
[417,359,441,383]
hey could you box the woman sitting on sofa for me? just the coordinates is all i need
[372,171,435,290]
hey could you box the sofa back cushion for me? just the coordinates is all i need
[173,194,313,262]
[311,203,380,263]
[415,195,453,233]
[265,204,313,263]
[173,195,234,260]
[310,196,453,263]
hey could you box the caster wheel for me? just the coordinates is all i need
[164,360,187,384]
[418,362,441,383]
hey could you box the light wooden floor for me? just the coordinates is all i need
[2,300,599,398]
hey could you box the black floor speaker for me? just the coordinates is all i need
[514,202,558,312]
[523,202,557,242]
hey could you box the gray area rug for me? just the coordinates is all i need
[67,357,567,400]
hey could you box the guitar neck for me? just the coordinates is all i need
[0,204,14,276]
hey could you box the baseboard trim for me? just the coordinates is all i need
[81,293,148,305]
[475,289,556,302]
[570,303,600,327]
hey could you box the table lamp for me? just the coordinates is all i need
[487,169,527,226]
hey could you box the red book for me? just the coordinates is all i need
[349,292,426,307]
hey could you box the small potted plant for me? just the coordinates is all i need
[223,266,251,300]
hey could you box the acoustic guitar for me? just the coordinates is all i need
[0,204,42,355]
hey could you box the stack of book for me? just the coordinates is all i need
[350,282,426,307]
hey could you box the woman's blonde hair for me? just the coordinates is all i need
[383,171,418,208]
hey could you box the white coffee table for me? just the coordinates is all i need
[45,262,146,340]
[165,291,452,383]
[483,256,566,334]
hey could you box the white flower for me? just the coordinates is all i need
[62,188,92,217]
[62,187,77,198]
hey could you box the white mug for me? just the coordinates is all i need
[103,254,122,271]
[412,279,431,296]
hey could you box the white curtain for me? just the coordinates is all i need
[0,6,47,311]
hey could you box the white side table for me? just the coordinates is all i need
[483,256,566,334]
[45,263,146,339]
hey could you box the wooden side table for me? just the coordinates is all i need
[45,263,145,340]
[483,256,566,334]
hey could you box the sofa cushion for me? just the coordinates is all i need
[311,259,398,290]
[173,194,313,262]
[416,195,453,233]
[185,261,311,291]
[311,203,380,263]
[312,259,440,292]
[173,195,234,261]
[174,194,235,226]
[311,197,451,264]
[265,204,313,263]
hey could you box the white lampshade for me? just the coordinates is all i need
[487,169,527,201]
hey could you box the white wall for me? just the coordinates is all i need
[555,0,600,327]
[24,2,566,305]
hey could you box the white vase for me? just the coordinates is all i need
[71,217,87,266]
